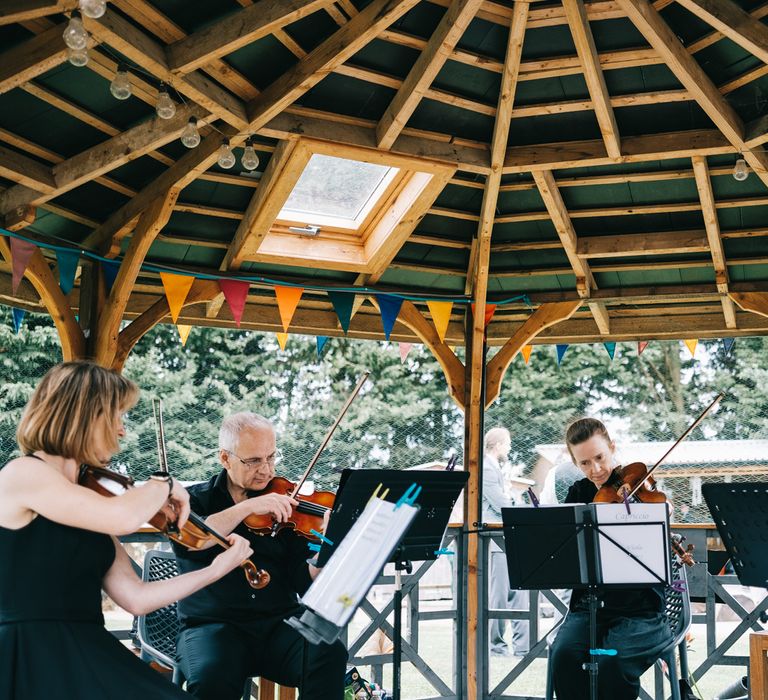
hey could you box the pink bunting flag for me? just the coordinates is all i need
[398,342,413,363]
[274,286,303,332]
[638,341,649,355]
[10,238,37,294]
[218,279,250,327]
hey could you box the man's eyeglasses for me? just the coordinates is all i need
[227,448,283,469]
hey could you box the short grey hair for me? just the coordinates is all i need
[219,412,274,452]
[484,427,510,452]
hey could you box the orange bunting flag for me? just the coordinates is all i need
[160,272,195,323]
[276,332,288,351]
[521,345,533,364]
[426,301,453,343]
[684,339,698,357]
[274,286,303,332]
[177,325,192,346]
[470,302,497,327]
[398,342,413,363]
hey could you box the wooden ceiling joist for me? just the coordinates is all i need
[0,23,70,95]
[375,0,484,150]
[0,0,74,25]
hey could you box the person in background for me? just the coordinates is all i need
[483,427,530,657]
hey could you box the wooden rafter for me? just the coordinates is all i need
[375,0,484,150]
[0,23,70,95]
[0,144,55,193]
[485,300,582,406]
[730,291,768,319]
[577,230,711,257]
[691,155,737,328]
[616,0,768,190]
[563,0,621,159]
[0,0,75,25]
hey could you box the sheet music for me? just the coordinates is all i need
[594,503,670,585]
[300,497,419,628]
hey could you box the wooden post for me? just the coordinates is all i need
[751,630,768,700]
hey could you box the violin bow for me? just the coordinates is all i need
[627,391,725,501]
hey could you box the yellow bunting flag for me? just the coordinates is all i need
[426,301,453,343]
[160,272,195,323]
[521,345,532,365]
[276,332,288,351]
[274,286,303,332]
[684,339,698,357]
[177,325,192,346]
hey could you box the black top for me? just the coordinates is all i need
[565,475,664,616]
[173,469,314,627]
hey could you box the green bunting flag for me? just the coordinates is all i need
[328,292,354,334]
[604,342,616,360]
[55,250,79,295]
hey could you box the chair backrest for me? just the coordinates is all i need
[137,549,182,669]
[663,558,692,644]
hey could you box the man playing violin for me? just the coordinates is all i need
[549,417,672,700]
[172,412,348,700]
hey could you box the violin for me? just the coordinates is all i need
[244,372,369,541]
[671,532,696,568]
[593,392,724,506]
[78,465,270,589]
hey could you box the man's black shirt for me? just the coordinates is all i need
[565,476,664,616]
[172,469,313,628]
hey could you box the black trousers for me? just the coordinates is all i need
[178,617,348,700]
[550,611,672,700]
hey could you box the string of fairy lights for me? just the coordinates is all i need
[60,1,759,182]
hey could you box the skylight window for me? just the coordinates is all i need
[279,154,399,229]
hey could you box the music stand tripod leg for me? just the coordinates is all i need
[393,560,412,700]
[583,590,600,700]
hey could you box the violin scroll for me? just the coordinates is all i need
[671,533,696,568]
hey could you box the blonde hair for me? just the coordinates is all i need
[17,361,138,466]
[484,427,510,452]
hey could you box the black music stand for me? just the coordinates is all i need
[501,503,671,700]
[703,482,768,587]
[318,468,468,700]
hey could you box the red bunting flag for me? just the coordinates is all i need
[638,341,649,355]
[218,279,250,327]
[470,303,497,327]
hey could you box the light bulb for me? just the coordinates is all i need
[733,157,749,182]
[155,84,176,120]
[67,46,89,67]
[241,140,259,171]
[180,117,201,148]
[63,11,88,50]
[217,139,236,169]
[79,0,106,18]
[110,64,131,100]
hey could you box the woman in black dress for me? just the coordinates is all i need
[0,360,253,699]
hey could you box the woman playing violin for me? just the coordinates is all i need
[0,360,252,699]
[549,417,673,700]
[171,411,347,700]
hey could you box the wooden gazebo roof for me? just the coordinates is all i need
[3,0,768,377]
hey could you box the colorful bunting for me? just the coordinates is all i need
[398,342,413,363]
[426,301,452,342]
[375,294,404,341]
[683,339,698,357]
[638,341,649,355]
[177,325,192,346]
[723,337,735,355]
[328,292,354,334]
[521,345,532,365]
[11,308,25,334]
[556,344,569,365]
[160,272,195,323]
[276,332,288,350]
[274,286,303,332]
[316,336,329,356]
[603,342,616,360]
[470,302,497,327]
[55,250,79,295]
[218,279,250,327]
[10,238,37,294]
[102,260,120,295]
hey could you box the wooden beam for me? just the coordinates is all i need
[563,0,621,159]
[730,291,768,318]
[577,229,711,257]
[691,155,737,328]
[0,145,55,192]
[0,0,74,24]
[246,0,421,130]
[485,300,582,406]
[84,9,249,130]
[0,23,69,94]
[167,0,330,74]
[0,237,84,359]
[675,0,768,65]
[94,189,179,366]
[375,0,483,150]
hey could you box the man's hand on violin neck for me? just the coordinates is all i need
[251,493,298,523]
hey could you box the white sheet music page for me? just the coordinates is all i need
[594,503,670,585]
[300,497,419,628]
